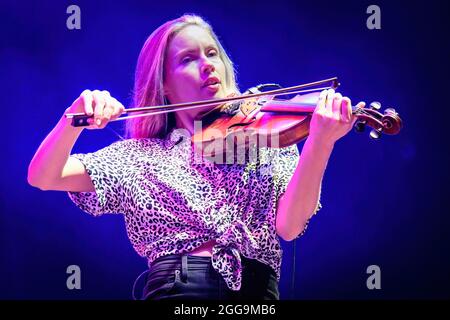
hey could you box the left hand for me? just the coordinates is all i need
[308,89,365,146]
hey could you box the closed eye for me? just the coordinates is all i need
[181,56,193,64]
[207,49,218,57]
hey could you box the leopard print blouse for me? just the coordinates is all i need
[68,129,320,291]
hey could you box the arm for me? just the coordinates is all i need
[27,114,89,191]
[27,90,125,192]
[276,89,365,241]
[276,137,333,241]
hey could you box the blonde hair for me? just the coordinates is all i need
[125,14,239,139]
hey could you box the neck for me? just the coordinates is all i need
[173,91,235,135]
[175,111,196,135]
[174,104,220,135]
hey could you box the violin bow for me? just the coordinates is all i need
[65,77,340,127]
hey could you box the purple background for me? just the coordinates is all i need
[1,0,449,299]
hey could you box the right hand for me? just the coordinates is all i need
[65,89,126,130]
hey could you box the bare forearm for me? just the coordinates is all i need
[28,114,83,188]
[276,137,334,240]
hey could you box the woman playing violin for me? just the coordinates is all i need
[27,14,364,300]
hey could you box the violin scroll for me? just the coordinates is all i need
[353,101,403,140]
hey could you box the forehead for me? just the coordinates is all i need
[168,25,217,55]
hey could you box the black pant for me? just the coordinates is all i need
[142,254,279,300]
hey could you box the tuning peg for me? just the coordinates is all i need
[354,121,366,133]
[384,108,397,115]
[370,101,381,110]
[369,129,382,140]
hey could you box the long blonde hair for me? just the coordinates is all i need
[125,14,239,139]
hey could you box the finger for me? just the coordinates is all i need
[80,90,93,116]
[316,90,327,113]
[93,90,106,126]
[332,92,343,119]
[325,88,335,115]
[341,97,351,123]
[101,91,116,124]
[103,92,114,119]
[104,99,114,122]
[110,98,125,120]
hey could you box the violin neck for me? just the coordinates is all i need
[260,100,316,114]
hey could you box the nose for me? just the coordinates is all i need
[200,56,215,74]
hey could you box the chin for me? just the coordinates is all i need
[210,89,226,99]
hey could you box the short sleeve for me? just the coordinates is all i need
[67,140,128,216]
[271,144,300,196]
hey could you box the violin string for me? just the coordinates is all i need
[106,125,125,140]
[354,107,372,118]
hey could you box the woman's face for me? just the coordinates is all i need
[164,25,228,107]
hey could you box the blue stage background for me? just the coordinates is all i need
[1,0,449,299]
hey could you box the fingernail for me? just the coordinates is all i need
[96,119,101,125]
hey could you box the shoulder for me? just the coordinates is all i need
[257,144,299,165]
[106,137,165,153]
[75,138,165,165]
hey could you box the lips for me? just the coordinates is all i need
[202,76,221,88]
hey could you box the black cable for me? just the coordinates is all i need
[290,239,296,299]
[290,143,302,300]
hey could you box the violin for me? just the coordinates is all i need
[66,77,403,159]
